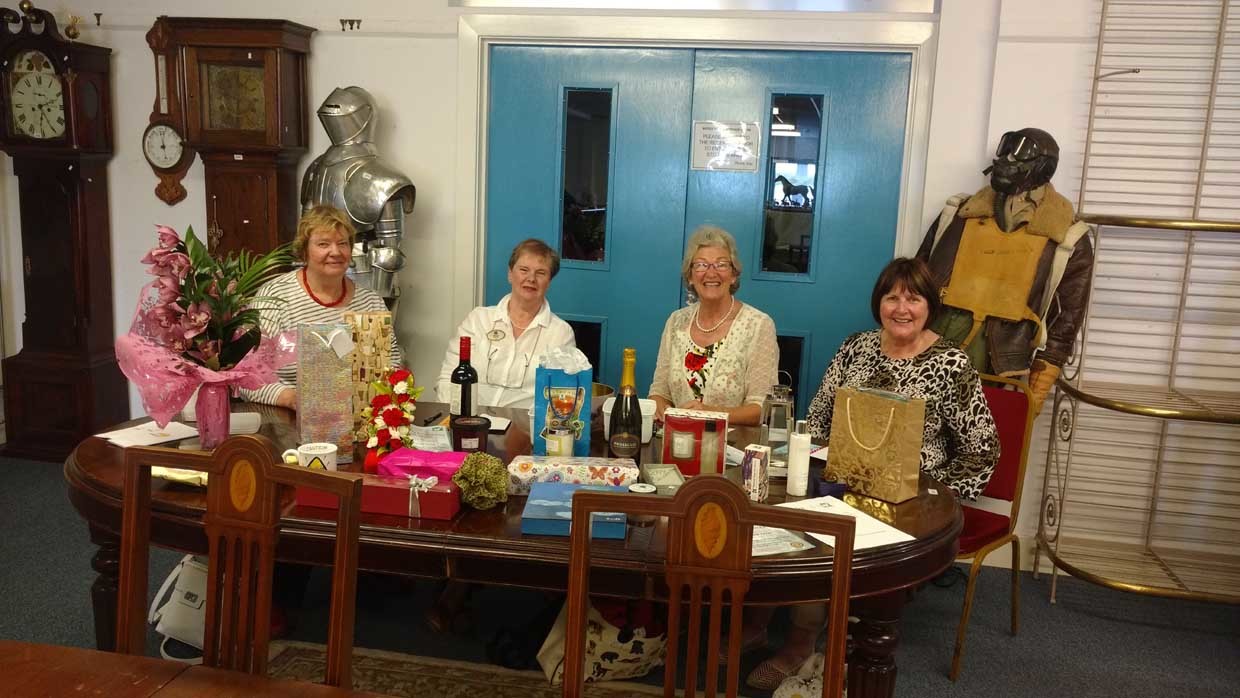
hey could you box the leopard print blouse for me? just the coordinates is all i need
[806,330,999,500]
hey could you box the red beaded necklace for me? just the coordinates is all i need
[301,268,348,308]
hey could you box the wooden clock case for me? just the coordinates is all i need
[150,17,314,255]
[0,5,127,460]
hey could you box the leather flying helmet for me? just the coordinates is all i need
[985,127,1060,195]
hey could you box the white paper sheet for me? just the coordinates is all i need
[774,496,914,551]
[407,424,453,452]
[98,422,198,447]
[751,526,815,556]
[810,445,829,461]
[480,414,511,432]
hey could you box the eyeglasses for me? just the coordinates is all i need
[690,260,735,273]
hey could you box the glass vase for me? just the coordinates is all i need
[195,383,231,450]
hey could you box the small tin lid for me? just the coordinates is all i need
[629,483,657,494]
[451,415,491,430]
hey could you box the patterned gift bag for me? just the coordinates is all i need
[297,323,355,463]
[825,386,925,503]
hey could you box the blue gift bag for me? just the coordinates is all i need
[533,366,592,457]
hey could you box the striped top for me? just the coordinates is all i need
[239,269,402,406]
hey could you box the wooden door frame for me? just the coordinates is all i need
[454,13,938,328]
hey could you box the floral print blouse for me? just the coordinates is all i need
[805,330,999,500]
[650,302,778,410]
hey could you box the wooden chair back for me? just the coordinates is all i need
[564,475,856,698]
[114,434,363,688]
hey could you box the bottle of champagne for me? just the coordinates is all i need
[608,347,642,464]
[450,336,478,418]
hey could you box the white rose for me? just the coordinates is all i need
[366,436,379,448]
[398,425,409,436]
[393,382,408,395]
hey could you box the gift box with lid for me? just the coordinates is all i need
[506,455,639,495]
[295,472,460,520]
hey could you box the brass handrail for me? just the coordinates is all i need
[1079,214,1240,234]
[1054,379,1240,425]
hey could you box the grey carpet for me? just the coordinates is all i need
[2,455,1237,696]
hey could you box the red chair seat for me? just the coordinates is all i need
[958,505,1011,556]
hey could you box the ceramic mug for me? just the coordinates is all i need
[282,442,338,471]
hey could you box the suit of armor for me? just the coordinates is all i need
[301,86,415,301]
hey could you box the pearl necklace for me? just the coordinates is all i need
[694,296,736,333]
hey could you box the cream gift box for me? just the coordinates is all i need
[506,455,639,495]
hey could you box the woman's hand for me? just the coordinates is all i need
[275,387,298,410]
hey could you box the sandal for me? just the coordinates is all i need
[746,652,809,691]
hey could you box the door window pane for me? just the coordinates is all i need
[561,89,612,262]
[762,95,822,274]
[565,319,603,384]
[776,334,805,417]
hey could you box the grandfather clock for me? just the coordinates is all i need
[0,3,127,460]
[151,16,314,255]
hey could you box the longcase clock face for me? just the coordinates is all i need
[8,50,65,140]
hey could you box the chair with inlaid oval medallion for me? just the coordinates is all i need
[113,434,364,688]
[564,475,856,698]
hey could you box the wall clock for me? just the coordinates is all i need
[0,2,127,460]
[146,16,314,252]
[144,17,194,205]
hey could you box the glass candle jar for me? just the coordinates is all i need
[451,415,491,453]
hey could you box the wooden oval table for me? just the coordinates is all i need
[65,401,961,698]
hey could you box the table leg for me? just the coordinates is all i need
[848,592,904,698]
[89,525,120,651]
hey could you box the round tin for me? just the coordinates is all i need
[629,483,657,494]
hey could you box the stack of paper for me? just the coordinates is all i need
[97,422,198,448]
[752,495,914,556]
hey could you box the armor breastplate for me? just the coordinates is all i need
[301,143,415,234]
[942,217,1044,348]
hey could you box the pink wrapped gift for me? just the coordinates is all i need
[377,448,467,481]
[506,455,639,495]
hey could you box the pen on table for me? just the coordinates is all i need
[422,412,444,426]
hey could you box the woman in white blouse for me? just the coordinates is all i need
[436,238,576,410]
[649,226,779,426]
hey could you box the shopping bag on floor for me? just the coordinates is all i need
[148,554,207,664]
[536,600,667,685]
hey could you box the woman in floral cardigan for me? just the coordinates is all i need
[649,226,778,426]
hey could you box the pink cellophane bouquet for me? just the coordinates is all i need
[115,225,297,427]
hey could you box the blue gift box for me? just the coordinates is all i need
[520,482,627,539]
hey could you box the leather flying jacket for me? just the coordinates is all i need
[916,184,1094,376]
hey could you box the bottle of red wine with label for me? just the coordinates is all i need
[450,336,478,418]
[608,347,642,464]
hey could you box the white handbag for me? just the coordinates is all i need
[148,554,207,663]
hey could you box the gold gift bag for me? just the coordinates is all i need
[825,386,925,503]
[343,311,394,427]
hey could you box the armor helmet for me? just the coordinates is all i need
[317,86,376,146]
[987,127,1059,195]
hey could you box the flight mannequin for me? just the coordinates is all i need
[917,128,1095,412]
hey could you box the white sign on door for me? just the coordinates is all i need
[690,120,760,172]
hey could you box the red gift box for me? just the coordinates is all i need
[295,473,461,521]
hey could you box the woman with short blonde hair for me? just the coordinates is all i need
[241,205,400,409]
[649,225,777,426]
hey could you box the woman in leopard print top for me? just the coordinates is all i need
[742,258,998,692]
[806,257,998,500]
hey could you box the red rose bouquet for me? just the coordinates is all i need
[359,368,425,473]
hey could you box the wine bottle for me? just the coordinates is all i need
[450,336,479,418]
[608,347,642,464]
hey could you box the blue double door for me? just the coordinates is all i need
[486,45,911,410]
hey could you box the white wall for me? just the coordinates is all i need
[0,0,1102,570]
